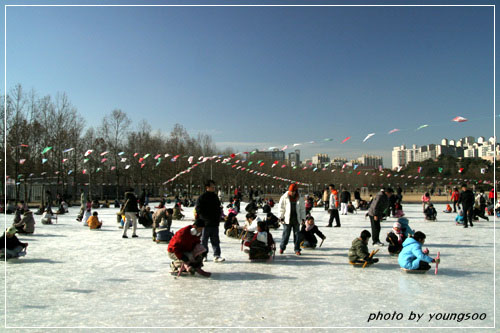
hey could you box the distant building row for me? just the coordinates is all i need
[246,149,383,169]
[392,136,499,170]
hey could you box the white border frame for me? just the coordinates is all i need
[3,3,496,330]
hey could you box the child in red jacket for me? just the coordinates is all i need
[167,219,210,277]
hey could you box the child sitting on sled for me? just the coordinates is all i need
[348,230,379,265]
[386,222,405,255]
[88,211,103,230]
[224,212,241,238]
[243,221,275,260]
[398,231,439,271]
[455,210,465,225]
[0,226,28,259]
[443,204,452,213]
[41,208,55,225]
[265,212,280,229]
[299,216,325,249]
[424,203,437,221]
[167,219,211,277]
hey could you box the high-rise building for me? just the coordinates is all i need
[358,155,383,168]
[251,149,285,162]
[288,149,301,167]
[311,154,330,168]
[391,136,497,169]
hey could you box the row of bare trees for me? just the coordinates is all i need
[2,84,495,203]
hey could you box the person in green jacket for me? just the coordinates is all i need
[348,230,379,265]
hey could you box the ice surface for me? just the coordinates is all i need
[1,201,499,331]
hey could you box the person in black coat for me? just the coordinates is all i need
[299,216,325,249]
[0,226,28,259]
[195,180,224,262]
[122,191,139,238]
[458,183,475,228]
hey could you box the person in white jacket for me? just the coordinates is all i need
[278,183,306,255]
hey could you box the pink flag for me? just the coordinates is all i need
[139,157,144,163]
[388,129,400,134]
[62,158,68,163]
[101,158,107,163]
[111,166,116,171]
[154,154,161,160]
[84,150,93,156]
[141,163,145,168]
[82,169,87,174]
[19,159,26,165]
[100,151,109,156]
[133,153,139,157]
[341,136,351,144]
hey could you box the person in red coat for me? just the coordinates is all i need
[451,188,460,213]
[167,219,211,277]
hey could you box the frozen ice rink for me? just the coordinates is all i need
[1,201,499,331]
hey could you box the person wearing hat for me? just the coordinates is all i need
[397,217,415,239]
[386,222,404,255]
[278,183,306,255]
[167,219,210,277]
[367,188,394,246]
[0,226,28,259]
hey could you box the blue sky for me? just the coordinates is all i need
[3,2,496,166]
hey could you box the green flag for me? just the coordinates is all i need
[41,147,52,154]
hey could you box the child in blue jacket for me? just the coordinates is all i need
[398,231,439,271]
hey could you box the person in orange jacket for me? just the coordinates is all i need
[327,184,340,227]
[88,211,102,230]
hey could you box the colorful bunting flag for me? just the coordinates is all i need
[363,133,375,142]
[452,116,468,123]
[341,137,351,144]
[41,147,52,154]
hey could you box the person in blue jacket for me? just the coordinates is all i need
[398,231,439,271]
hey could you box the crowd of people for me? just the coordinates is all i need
[2,180,495,276]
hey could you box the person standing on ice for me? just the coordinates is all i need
[77,189,86,222]
[458,183,475,228]
[195,179,225,262]
[122,190,139,238]
[322,187,330,211]
[367,188,393,246]
[340,187,350,215]
[450,187,460,213]
[278,183,306,255]
[327,184,340,227]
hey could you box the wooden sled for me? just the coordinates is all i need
[400,268,428,274]
[349,261,371,267]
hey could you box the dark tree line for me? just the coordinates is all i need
[2,84,496,203]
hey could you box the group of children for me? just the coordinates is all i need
[348,214,439,272]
